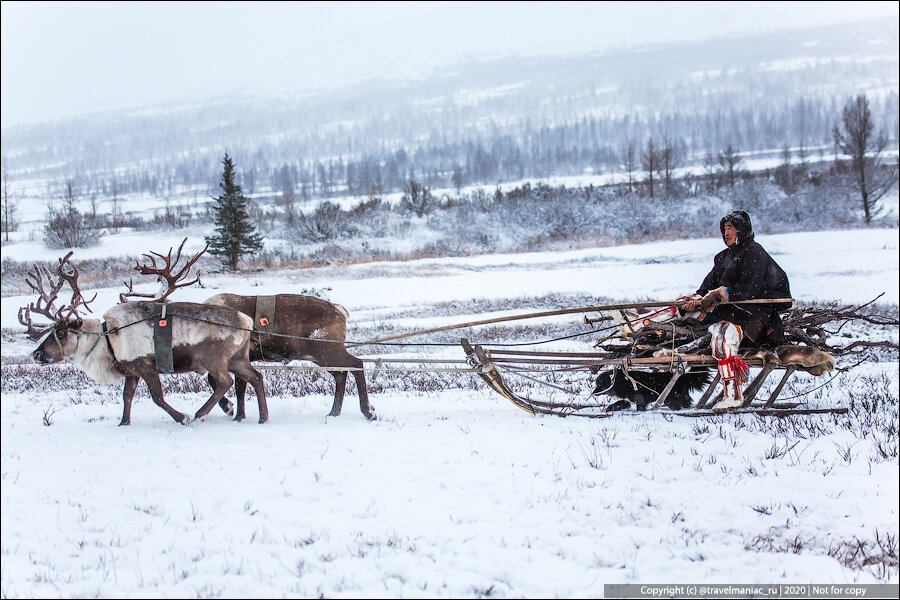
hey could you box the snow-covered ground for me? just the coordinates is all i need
[1,228,898,596]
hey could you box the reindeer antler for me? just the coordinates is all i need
[18,251,95,339]
[55,253,97,320]
[119,238,208,303]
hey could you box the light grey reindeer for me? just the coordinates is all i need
[26,242,268,425]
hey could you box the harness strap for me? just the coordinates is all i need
[622,358,638,391]
[594,367,618,395]
[254,295,277,354]
[52,328,66,357]
[84,330,104,358]
[102,321,126,374]
[153,303,175,374]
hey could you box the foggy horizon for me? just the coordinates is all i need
[2,1,898,129]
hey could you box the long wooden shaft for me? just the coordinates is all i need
[348,298,794,347]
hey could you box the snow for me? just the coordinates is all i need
[3,228,897,327]
[1,228,898,596]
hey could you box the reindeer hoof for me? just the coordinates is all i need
[328,409,341,417]
[220,400,235,416]
[258,416,268,424]
[180,415,191,426]
[363,410,377,421]
[233,414,245,422]
[118,419,130,427]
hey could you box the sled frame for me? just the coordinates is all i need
[462,341,847,418]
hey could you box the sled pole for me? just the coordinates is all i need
[348,298,794,347]
[694,371,721,409]
[764,365,798,406]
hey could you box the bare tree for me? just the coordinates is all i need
[2,159,19,241]
[833,94,899,224]
[621,142,637,195]
[399,179,433,217]
[702,150,720,192]
[89,193,99,223]
[278,164,296,225]
[718,144,743,187]
[776,141,793,193]
[796,138,809,181]
[641,136,660,198]
[43,179,102,249]
[110,179,121,230]
[452,164,464,195]
[661,135,682,195]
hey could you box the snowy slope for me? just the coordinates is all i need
[1,228,898,596]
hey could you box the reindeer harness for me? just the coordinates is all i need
[152,303,175,373]
[253,295,278,356]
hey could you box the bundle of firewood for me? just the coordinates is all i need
[594,296,899,360]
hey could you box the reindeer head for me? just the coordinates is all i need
[25,252,97,365]
[119,238,208,303]
[19,252,96,340]
[31,318,85,365]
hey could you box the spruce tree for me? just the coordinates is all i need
[206,153,264,270]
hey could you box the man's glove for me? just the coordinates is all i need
[679,294,703,313]
[700,286,729,312]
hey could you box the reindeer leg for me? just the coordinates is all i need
[143,373,189,425]
[194,370,232,421]
[208,373,235,416]
[233,377,247,422]
[231,366,267,424]
[327,370,347,417]
[350,360,375,420]
[119,375,140,426]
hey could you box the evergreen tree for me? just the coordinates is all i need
[205,153,263,270]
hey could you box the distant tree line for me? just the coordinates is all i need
[8,92,898,212]
[7,94,897,252]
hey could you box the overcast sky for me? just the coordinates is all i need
[2,1,898,129]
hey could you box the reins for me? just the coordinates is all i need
[59,298,684,353]
[59,297,784,352]
[157,312,630,349]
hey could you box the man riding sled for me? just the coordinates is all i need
[682,210,792,411]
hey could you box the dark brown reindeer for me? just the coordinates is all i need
[205,293,375,420]
[26,244,269,426]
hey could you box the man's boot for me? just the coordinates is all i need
[709,322,748,412]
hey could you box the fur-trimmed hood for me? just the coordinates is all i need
[720,210,754,246]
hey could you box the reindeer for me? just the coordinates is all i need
[205,293,375,420]
[24,243,269,426]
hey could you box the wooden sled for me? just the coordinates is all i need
[461,340,848,418]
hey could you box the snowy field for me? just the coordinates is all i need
[1,228,898,597]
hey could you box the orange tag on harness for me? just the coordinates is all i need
[158,319,167,327]
[259,317,269,327]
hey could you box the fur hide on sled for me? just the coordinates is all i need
[591,368,712,411]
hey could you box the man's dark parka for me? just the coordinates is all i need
[697,210,792,343]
